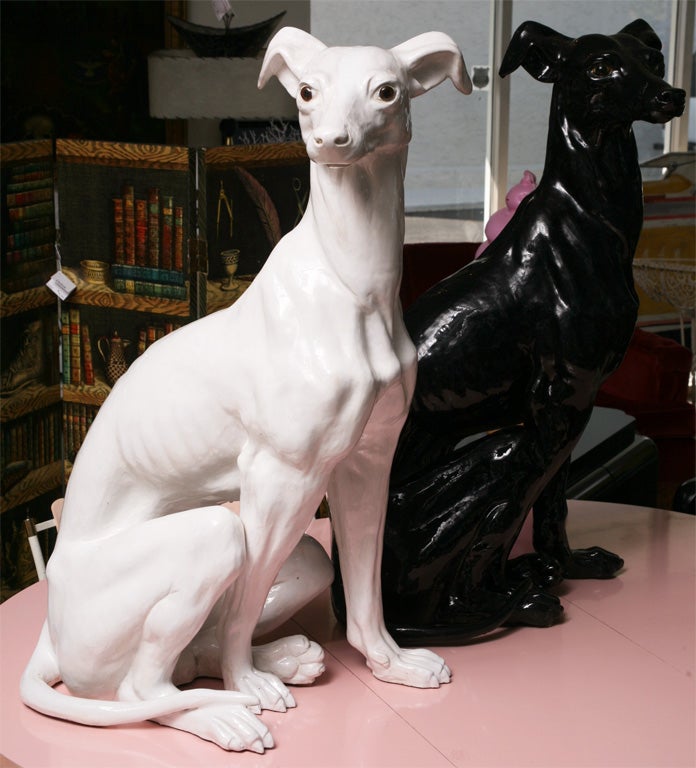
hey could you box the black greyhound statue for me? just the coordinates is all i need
[331,20,685,644]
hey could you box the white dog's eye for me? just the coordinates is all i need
[300,85,314,102]
[377,84,397,102]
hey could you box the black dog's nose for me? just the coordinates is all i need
[658,88,686,109]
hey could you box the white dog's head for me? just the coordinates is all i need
[259,28,471,166]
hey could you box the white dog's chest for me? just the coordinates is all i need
[233,284,413,464]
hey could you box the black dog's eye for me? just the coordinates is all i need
[300,85,313,102]
[377,84,397,102]
[588,61,615,79]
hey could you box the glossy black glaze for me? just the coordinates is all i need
[331,20,685,644]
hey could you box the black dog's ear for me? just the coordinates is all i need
[499,20,571,82]
[618,18,662,51]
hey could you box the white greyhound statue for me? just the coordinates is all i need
[21,27,471,752]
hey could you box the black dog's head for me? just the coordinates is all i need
[500,19,685,126]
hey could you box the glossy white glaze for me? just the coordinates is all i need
[20,27,471,752]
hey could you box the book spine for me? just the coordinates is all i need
[8,167,52,184]
[48,410,54,463]
[69,308,81,386]
[80,405,87,449]
[113,278,187,300]
[112,197,124,265]
[161,195,173,270]
[135,198,148,266]
[35,414,42,467]
[7,177,54,194]
[21,419,28,462]
[6,225,54,249]
[7,201,53,222]
[174,205,184,272]
[61,310,71,385]
[1,267,54,293]
[122,184,136,266]
[4,243,54,266]
[110,263,185,286]
[71,404,80,457]
[38,412,44,466]
[6,187,53,207]
[81,324,95,386]
[137,328,147,356]
[147,188,160,268]
[8,214,54,234]
[86,405,96,437]
[39,412,46,465]
[8,423,16,463]
[62,406,69,462]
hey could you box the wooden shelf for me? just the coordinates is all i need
[0,383,61,423]
[63,377,111,407]
[62,267,190,317]
[0,460,64,513]
[0,287,56,319]
[205,276,253,315]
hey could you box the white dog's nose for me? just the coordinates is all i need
[313,129,350,147]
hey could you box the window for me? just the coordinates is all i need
[310,0,692,243]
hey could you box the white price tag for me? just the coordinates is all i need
[46,271,77,301]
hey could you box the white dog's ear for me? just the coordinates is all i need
[391,32,472,97]
[258,27,327,95]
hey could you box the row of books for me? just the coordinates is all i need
[135,321,183,356]
[61,308,95,387]
[61,307,183,387]
[114,184,185,272]
[2,161,55,293]
[63,403,98,462]
[2,407,62,469]
[111,267,188,300]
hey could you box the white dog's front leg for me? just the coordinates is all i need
[328,389,451,689]
[218,444,330,710]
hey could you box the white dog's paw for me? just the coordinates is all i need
[253,635,325,685]
[236,667,297,712]
[157,703,274,753]
[366,646,451,688]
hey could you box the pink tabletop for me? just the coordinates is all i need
[1,501,694,767]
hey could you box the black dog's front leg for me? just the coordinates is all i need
[531,458,624,579]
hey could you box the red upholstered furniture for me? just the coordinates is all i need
[597,328,693,434]
[596,327,695,507]
[400,242,480,309]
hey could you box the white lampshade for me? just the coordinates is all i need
[148,49,297,120]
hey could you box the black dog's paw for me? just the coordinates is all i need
[507,552,564,589]
[562,546,624,579]
[504,590,564,628]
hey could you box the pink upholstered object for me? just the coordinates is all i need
[475,170,537,258]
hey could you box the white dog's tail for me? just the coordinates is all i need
[21,621,257,726]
